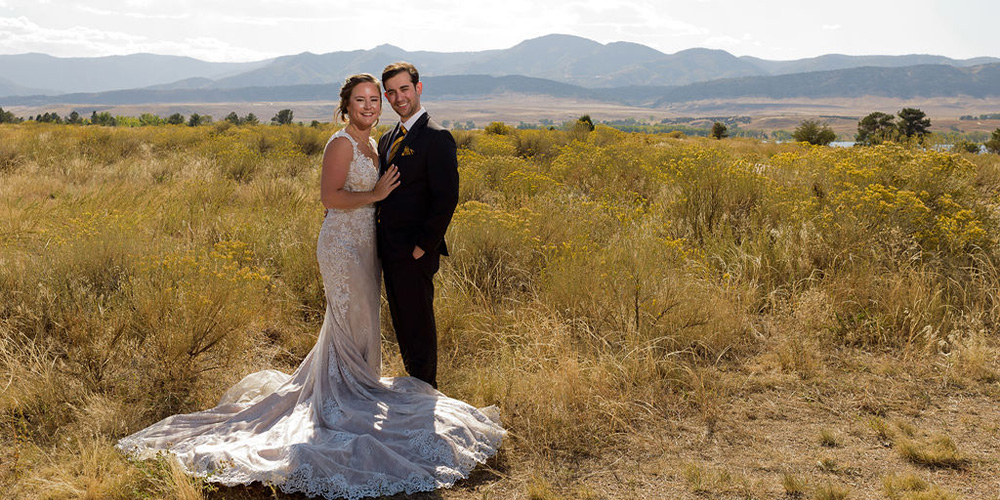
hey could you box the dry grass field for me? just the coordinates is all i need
[2,121,1000,499]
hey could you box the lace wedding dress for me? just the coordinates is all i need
[117,129,505,499]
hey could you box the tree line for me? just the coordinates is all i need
[786,107,1000,154]
[5,104,1000,154]
[959,113,1000,121]
[0,107,298,126]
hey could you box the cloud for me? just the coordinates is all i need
[0,16,145,46]
[0,16,274,61]
[77,5,188,20]
[549,0,709,38]
[5,0,991,62]
[701,33,759,51]
[414,0,711,54]
[168,37,280,61]
[219,14,345,26]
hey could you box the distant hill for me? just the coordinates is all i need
[641,63,1000,106]
[183,34,1000,89]
[3,34,1000,111]
[741,53,1000,75]
[0,75,51,96]
[207,50,396,89]
[3,34,999,98]
[5,63,1000,110]
[455,35,666,86]
[618,48,764,87]
[0,53,270,94]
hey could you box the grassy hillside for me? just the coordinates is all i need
[1,122,999,499]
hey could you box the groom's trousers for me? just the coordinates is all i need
[382,252,440,389]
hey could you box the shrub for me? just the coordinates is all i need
[484,121,512,135]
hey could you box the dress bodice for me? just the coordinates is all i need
[327,129,379,193]
[317,129,380,319]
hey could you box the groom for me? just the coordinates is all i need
[376,62,459,389]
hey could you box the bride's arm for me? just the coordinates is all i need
[320,137,399,210]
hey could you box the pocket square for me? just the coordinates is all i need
[401,146,415,156]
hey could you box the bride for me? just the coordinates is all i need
[117,74,505,499]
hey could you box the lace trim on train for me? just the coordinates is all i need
[275,426,503,500]
[280,467,435,500]
[117,414,504,499]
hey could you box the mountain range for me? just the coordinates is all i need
[2,34,999,109]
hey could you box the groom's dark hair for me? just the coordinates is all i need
[382,62,419,85]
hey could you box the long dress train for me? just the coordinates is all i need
[117,129,505,500]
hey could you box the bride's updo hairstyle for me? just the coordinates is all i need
[335,73,381,124]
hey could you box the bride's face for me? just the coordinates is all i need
[347,82,381,129]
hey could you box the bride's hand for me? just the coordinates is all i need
[372,165,400,201]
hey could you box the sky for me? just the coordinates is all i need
[0,0,996,63]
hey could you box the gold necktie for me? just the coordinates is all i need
[389,124,407,160]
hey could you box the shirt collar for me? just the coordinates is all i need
[400,107,426,132]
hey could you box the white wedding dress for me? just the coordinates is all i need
[117,129,505,499]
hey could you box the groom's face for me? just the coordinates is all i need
[384,73,422,122]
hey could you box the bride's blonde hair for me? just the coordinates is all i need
[335,73,381,125]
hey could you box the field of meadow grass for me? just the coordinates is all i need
[2,120,1000,499]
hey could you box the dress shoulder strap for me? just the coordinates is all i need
[325,128,359,153]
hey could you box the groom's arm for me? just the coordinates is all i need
[416,128,459,255]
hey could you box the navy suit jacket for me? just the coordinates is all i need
[376,113,459,260]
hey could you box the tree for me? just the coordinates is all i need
[577,114,595,132]
[66,111,82,124]
[167,113,185,125]
[792,120,837,146]
[188,113,204,127]
[139,113,164,126]
[0,107,17,123]
[897,107,931,141]
[244,113,259,125]
[855,111,897,146]
[711,121,728,139]
[225,112,242,125]
[272,109,294,125]
[37,112,62,124]
[985,128,1000,155]
[90,111,116,126]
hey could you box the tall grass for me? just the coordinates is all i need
[1,122,998,497]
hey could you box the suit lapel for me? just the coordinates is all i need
[386,113,429,166]
[378,124,400,172]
